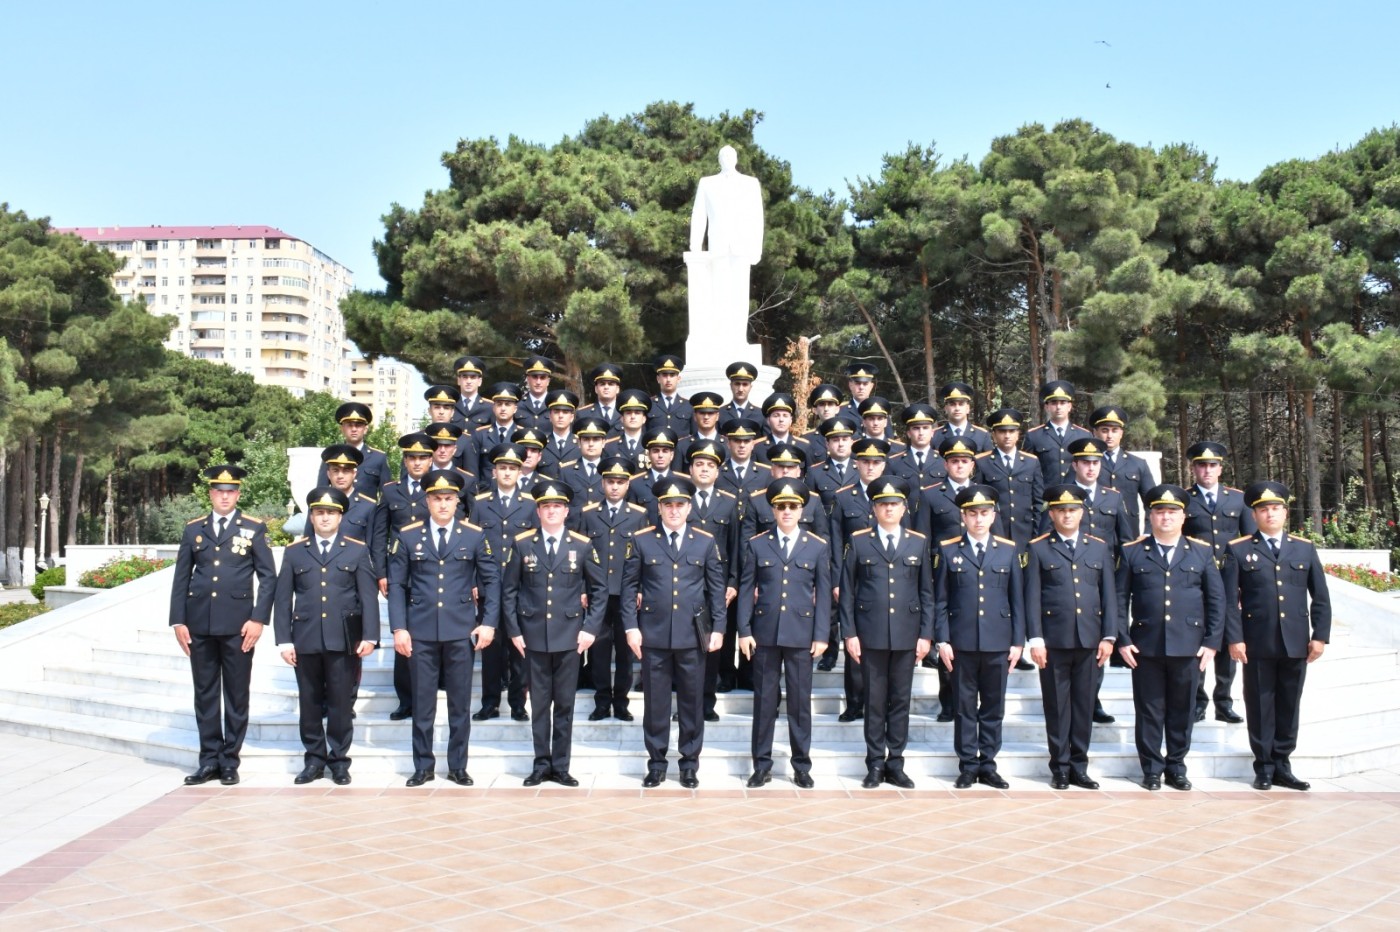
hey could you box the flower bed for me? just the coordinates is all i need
[1325,564,1400,593]
[79,555,173,589]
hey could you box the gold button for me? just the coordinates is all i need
[1164,614,1171,621]
[438,588,444,593]
[1073,578,1079,584]
[213,561,220,566]
[321,567,327,574]
[321,581,327,587]
[322,596,327,602]
[212,576,219,582]
[438,601,444,607]
[1279,595,1285,602]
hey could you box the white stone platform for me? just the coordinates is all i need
[0,568,1396,783]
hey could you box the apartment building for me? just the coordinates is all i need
[348,355,416,434]
[62,224,355,398]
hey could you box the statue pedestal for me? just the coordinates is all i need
[683,250,781,400]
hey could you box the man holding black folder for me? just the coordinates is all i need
[621,477,728,788]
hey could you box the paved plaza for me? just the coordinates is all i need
[0,734,1397,929]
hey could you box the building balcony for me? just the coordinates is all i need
[260,317,310,337]
[190,336,225,350]
[193,244,225,257]
[190,282,226,295]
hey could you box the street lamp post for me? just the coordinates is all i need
[38,492,50,571]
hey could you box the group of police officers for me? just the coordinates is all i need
[169,353,1332,792]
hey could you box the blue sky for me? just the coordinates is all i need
[5,1,1396,291]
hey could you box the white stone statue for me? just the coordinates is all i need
[687,146,765,341]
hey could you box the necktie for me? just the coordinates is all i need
[780,535,791,558]
[885,533,896,556]
[608,506,618,522]
[216,517,227,539]
[1160,543,1172,562]
[1065,537,1075,554]
[833,463,846,483]
[975,541,985,561]
[1205,492,1216,513]
[627,439,637,454]
[546,536,556,559]
[1003,454,1013,471]
[663,396,672,411]
[410,480,421,497]
[735,467,745,483]
[500,495,510,510]
[557,438,566,452]
[668,531,679,554]
[914,451,924,469]
[1055,427,1064,442]
[586,462,595,478]
[321,539,330,556]
[698,490,709,515]
[437,526,448,555]
[1268,537,1279,557]
[602,407,611,421]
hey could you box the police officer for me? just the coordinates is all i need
[1022,381,1093,487]
[755,392,818,463]
[627,428,682,513]
[724,361,763,423]
[1024,486,1117,789]
[577,362,625,429]
[540,389,581,471]
[915,437,981,547]
[1222,481,1331,791]
[929,382,992,454]
[974,408,1042,549]
[1092,405,1151,532]
[857,397,900,444]
[273,487,380,785]
[808,415,859,515]
[648,354,694,437]
[577,456,649,721]
[426,423,476,510]
[675,391,726,465]
[737,479,831,789]
[317,402,390,496]
[320,444,386,591]
[683,440,743,708]
[803,384,846,457]
[934,485,1025,790]
[388,469,502,787]
[1116,484,1225,791]
[471,443,538,722]
[621,478,728,788]
[517,354,556,431]
[170,465,276,786]
[1049,438,1135,555]
[841,362,879,422]
[559,415,612,515]
[1185,440,1255,724]
[839,476,933,789]
[502,480,608,787]
[889,403,948,492]
[717,417,770,499]
[450,355,493,429]
[425,383,461,425]
[379,432,436,720]
[472,382,525,478]
[614,389,653,470]
[742,443,824,539]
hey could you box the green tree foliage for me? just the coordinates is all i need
[343,102,849,390]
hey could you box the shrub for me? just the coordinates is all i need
[30,565,65,602]
[1325,564,1400,593]
[79,555,173,589]
[0,603,48,629]
[258,514,293,547]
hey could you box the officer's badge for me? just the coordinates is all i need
[568,550,578,571]
[953,556,963,565]
[391,539,400,555]
[239,527,253,539]
[523,552,538,569]
[230,536,250,556]
[1019,552,1029,569]
[195,535,202,545]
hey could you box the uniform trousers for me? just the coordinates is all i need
[527,649,580,772]
[844,644,865,712]
[478,635,526,714]
[1131,655,1200,776]
[588,595,633,715]
[294,650,356,768]
[1039,646,1098,775]
[751,645,813,775]
[393,652,412,707]
[1195,651,1236,713]
[409,638,474,771]
[953,650,1009,773]
[189,633,255,770]
[860,648,915,770]
[1242,656,1307,777]
[641,646,706,772]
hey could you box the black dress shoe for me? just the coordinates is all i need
[1164,773,1192,791]
[1051,772,1070,790]
[471,707,499,721]
[1142,774,1162,790]
[793,772,815,789]
[447,770,474,786]
[294,765,325,785]
[704,710,720,722]
[588,708,610,721]
[330,769,351,786]
[1068,771,1100,790]
[936,710,955,723]
[523,769,549,787]
[511,709,529,722]
[978,770,1010,789]
[1215,708,1244,724]
[884,769,915,789]
[219,768,239,786]
[919,656,938,669]
[861,768,883,789]
[1194,707,1207,723]
[1014,658,1036,671]
[389,705,413,721]
[1252,776,1273,790]
[1093,706,1116,724]
[679,771,699,789]
[1273,771,1310,791]
[552,772,579,787]
[615,709,634,722]
[715,679,735,694]
[406,770,434,787]
[838,708,864,722]
[817,659,835,672]
[954,771,976,789]
[642,771,664,788]
[184,765,219,786]
[746,771,772,788]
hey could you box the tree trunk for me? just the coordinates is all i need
[4,445,17,551]
[50,433,63,560]
[1362,414,1375,508]
[1381,413,1397,523]
[1026,268,1041,404]
[1043,268,1060,381]
[1330,390,1344,510]
[22,436,36,553]
[1175,396,1188,486]
[922,311,935,405]
[1248,390,1262,481]
[67,446,84,546]
[848,297,909,404]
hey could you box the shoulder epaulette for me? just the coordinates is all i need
[970,424,990,434]
[749,488,765,499]
[836,483,856,493]
[993,535,1015,546]
[187,516,203,525]
[716,489,737,500]
[291,536,308,545]
[581,501,601,512]
[558,458,579,468]
[461,520,483,531]
[1229,534,1252,545]
[975,451,993,459]
[367,446,385,454]
[941,535,963,547]
[515,530,536,542]
[475,491,492,501]
[1026,424,1047,433]
[1287,534,1313,544]
[627,503,646,513]
[1019,449,1038,458]
[1085,534,1105,544]
[1030,533,1051,543]
[805,531,828,544]
[1186,536,1209,547]
[749,531,769,541]
[520,491,536,501]
[568,531,590,543]
[754,462,772,472]
[1225,486,1243,493]
[344,536,365,545]
[355,492,376,504]
[691,527,714,539]
[1071,423,1088,431]
[384,479,402,488]
[637,525,657,534]
[400,520,424,532]
[907,530,927,540]
[851,528,873,537]
[1123,535,1149,548]
[241,515,264,524]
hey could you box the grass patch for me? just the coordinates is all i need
[0,601,49,629]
